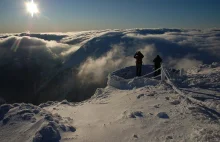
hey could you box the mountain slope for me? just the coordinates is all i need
[0,63,219,142]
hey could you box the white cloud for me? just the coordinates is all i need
[167,56,202,70]
[1,28,220,103]
[0,36,71,72]
[77,44,156,83]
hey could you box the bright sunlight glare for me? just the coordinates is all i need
[26,0,39,17]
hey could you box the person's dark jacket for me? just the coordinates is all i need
[153,55,162,64]
[134,52,144,64]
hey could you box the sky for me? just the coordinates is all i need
[0,0,220,33]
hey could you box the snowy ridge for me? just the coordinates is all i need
[0,63,220,142]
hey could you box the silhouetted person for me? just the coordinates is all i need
[134,51,144,76]
[153,55,162,76]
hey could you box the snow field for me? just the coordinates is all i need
[0,62,220,142]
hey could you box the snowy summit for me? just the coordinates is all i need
[0,62,220,142]
[0,0,220,141]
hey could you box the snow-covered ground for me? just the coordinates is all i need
[0,62,219,142]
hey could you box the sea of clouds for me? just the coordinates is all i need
[0,28,220,103]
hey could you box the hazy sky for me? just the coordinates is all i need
[0,0,220,33]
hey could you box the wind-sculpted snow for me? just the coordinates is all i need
[0,62,220,142]
[108,65,159,89]
[0,102,76,142]
[0,28,220,104]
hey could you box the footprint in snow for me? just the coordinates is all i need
[133,134,138,138]
[157,112,169,119]
[170,100,181,105]
[137,94,145,99]
[147,93,155,96]
[129,111,144,118]
[123,111,144,119]
[154,104,160,108]
[165,97,170,100]
[166,136,173,140]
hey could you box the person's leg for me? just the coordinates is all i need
[137,64,140,76]
[139,64,142,76]
[157,64,161,75]
[136,64,139,76]
[155,64,161,76]
[158,66,161,75]
[154,64,158,76]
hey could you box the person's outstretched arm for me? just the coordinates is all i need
[134,53,137,58]
[141,53,144,58]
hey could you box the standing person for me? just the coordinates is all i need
[153,55,162,76]
[134,51,144,76]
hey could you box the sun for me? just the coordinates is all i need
[26,0,39,17]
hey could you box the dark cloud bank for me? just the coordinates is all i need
[0,28,220,104]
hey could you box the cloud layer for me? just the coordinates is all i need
[0,28,220,103]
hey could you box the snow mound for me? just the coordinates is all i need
[33,121,76,142]
[33,124,61,142]
[0,103,76,142]
[107,65,159,89]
